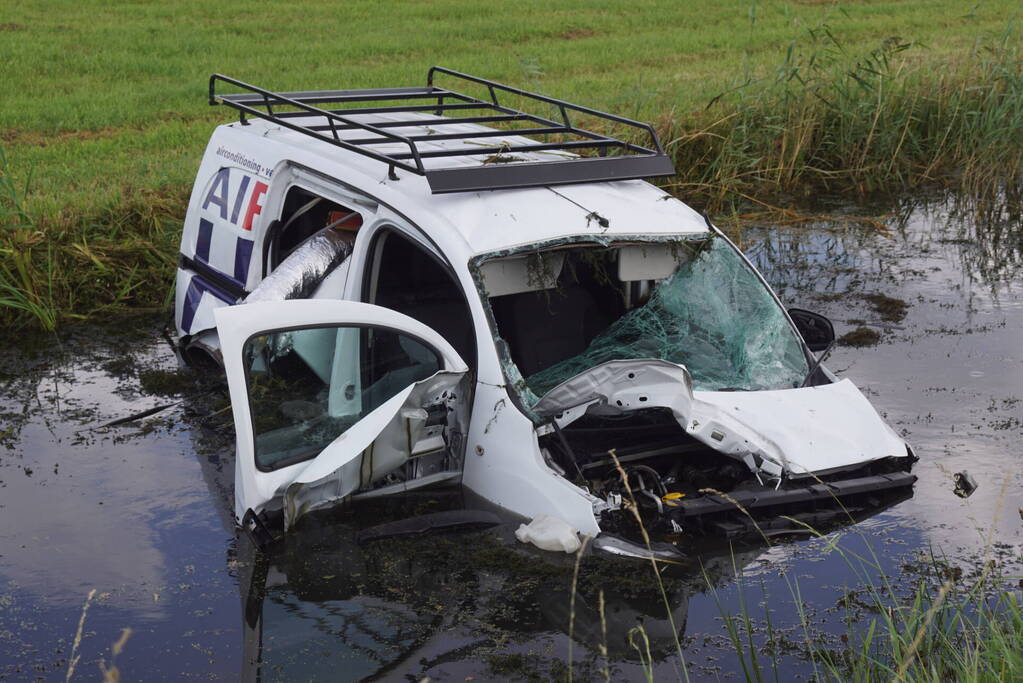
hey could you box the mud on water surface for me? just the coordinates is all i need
[0,195,1020,681]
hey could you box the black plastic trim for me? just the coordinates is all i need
[426,154,676,193]
[179,254,248,300]
[673,471,918,519]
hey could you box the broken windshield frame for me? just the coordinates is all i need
[473,233,811,407]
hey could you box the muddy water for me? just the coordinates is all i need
[1,197,1020,681]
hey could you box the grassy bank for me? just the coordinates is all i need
[705,541,1023,682]
[2,0,1022,327]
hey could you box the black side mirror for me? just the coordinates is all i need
[788,308,835,353]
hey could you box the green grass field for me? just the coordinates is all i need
[2,0,1019,218]
[1,0,1021,324]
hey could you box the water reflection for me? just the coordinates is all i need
[0,338,201,615]
[230,486,914,681]
[740,193,1023,556]
[745,192,1023,301]
[235,518,706,681]
[929,192,1023,286]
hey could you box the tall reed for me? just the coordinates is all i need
[658,24,1023,209]
[567,446,1022,681]
[0,147,56,330]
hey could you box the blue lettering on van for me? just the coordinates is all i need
[180,274,237,333]
[234,237,254,283]
[230,175,251,225]
[202,168,231,220]
[183,167,269,331]
[185,231,251,287]
[200,168,268,232]
[196,218,213,262]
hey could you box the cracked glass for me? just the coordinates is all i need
[485,236,810,401]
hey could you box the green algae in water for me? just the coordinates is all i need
[838,326,882,348]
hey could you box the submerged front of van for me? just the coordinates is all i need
[472,229,916,546]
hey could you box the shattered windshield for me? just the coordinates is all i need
[479,235,809,403]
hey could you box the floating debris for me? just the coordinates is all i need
[863,292,909,322]
[838,326,882,347]
[515,515,581,553]
[953,471,978,498]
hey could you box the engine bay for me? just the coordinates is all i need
[539,406,916,542]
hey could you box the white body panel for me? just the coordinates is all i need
[176,117,707,340]
[462,382,602,536]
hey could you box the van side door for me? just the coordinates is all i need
[217,299,469,532]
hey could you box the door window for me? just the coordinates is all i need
[367,230,475,368]
[266,187,363,273]
[243,324,440,471]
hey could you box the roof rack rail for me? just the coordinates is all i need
[209,67,675,193]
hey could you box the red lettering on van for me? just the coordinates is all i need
[241,181,269,231]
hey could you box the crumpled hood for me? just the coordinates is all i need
[694,380,908,475]
[534,360,908,478]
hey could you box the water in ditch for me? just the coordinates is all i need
[0,194,1020,681]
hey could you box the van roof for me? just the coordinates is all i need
[221,116,710,257]
[209,70,709,257]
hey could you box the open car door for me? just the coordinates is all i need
[216,300,469,534]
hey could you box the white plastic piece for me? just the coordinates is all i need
[534,359,908,478]
[617,244,686,281]
[514,515,582,553]
[479,252,564,297]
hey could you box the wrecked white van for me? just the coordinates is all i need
[174,69,916,549]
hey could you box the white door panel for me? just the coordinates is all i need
[216,300,468,527]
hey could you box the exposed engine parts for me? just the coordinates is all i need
[540,406,916,542]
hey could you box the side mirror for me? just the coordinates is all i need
[788,308,835,353]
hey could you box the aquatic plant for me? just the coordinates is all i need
[565,451,1023,682]
[0,147,57,330]
[0,144,182,329]
[655,24,1023,208]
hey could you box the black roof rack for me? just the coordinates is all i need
[209,67,675,194]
